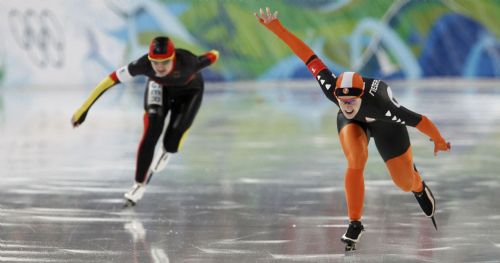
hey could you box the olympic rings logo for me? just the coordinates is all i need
[8,9,65,68]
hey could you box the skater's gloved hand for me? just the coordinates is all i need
[206,50,219,63]
[254,7,278,25]
[71,108,88,127]
[430,138,450,156]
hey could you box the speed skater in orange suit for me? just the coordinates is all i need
[255,7,450,251]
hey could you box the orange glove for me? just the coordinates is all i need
[431,138,451,156]
[416,115,451,156]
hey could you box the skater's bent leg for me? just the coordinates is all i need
[339,123,368,221]
[385,146,423,192]
[136,111,165,183]
[163,90,202,153]
[371,122,423,192]
[163,129,189,153]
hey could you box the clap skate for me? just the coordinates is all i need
[123,183,146,207]
[340,221,365,251]
[413,181,437,230]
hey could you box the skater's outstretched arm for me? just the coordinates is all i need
[255,7,314,64]
[196,50,219,71]
[255,7,338,104]
[71,72,120,127]
[416,116,451,156]
[375,80,451,156]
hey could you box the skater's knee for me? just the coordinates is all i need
[163,129,190,153]
[386,167,413,192]
[164,145,178,153]
[385,153,417,192]
[163,137,180,153]
[345,152,368,170]
[393,177,413,192]
[144,113,163,135]
[343,144,368,169]
[147,109,164,122]
[146,103,164,116]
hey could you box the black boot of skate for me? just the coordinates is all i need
[413,181,438,230]
[341,221,365,251]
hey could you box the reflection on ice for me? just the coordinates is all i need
[1,83,500,261]
[270,254,345,260]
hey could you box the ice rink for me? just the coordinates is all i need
[1,80,500,262]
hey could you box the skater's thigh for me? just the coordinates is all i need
[167,88,203,133]
[163,81,204,152]
[371,122,411,162]
[337,113,369,169]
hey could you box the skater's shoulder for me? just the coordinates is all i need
[129,54,151,67]
[363,78,390,99]
[173,49,200,67]
[175,48,196,58]
[124,54,155,76]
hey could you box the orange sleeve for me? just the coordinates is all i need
[261,19,315,64]
[416,115,445,142]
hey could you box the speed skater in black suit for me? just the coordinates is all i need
[71,36,219,206]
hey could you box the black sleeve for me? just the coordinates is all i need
[127,54,151,77]
[197,54,213,70]
[188,49,217,71]
[305,55,339,106]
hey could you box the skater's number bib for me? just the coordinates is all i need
[147,82,163,106]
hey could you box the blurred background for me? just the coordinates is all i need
[1,0,499,88]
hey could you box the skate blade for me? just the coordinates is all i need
[123,199,136,208]
[341,239,357,251]
[431,216,438,230]
[345,244,357,251]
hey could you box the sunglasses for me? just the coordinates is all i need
[338,98,359,105]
